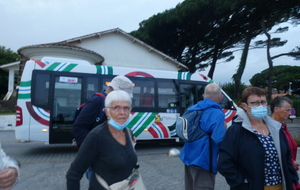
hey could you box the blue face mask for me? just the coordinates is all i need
[108,118,130,131]
[250,106,268,119]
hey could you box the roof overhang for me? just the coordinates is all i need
[0,61,19,72]
[18,44,104,65]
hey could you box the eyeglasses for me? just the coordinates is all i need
[108,106,131,112]
[279,108,291,113]
[248,100,267,107]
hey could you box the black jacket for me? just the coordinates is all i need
[72,93,107,147]
[67,122,137,190]
[218,111,298,190]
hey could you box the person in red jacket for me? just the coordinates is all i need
[271,96,300,190]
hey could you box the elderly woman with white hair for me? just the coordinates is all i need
[66,90,145,190]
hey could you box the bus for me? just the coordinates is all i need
[15,57,238,144]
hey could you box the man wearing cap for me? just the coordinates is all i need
[72,75,134,148]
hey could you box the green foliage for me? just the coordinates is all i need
[131,0,300,88]
[0,46,20,97]
[220,82,247,101]
[0,46,20,64]
[292,99,300,117]
[293,135,300,146]
[249,65,300,93]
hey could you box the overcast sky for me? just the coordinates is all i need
[1,0,299,85]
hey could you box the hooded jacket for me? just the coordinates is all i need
[218,110,299,190]
[179,98,226,173]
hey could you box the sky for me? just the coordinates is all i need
[0,0,299,85]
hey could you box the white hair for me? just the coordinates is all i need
[105,90,132,107]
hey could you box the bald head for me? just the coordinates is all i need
[203,83,223,103]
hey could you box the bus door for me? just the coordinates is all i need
[50,76,82,144]
[179,82,206,113]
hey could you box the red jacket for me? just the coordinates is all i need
[282,123,298,170]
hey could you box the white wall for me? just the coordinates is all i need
[0,115,15,130]
[71,33,182,71]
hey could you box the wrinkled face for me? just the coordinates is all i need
[242,94,267,112]
[274,101,292,122]
[104,101,131,124]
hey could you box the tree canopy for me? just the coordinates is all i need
[130,0,300,99]
[0,46,20,98]
[249,65,300,94]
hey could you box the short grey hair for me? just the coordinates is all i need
[204,83,222,100]
[105,90,132,108]
[270,96,293,113]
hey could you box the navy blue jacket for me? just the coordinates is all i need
[218,111,299,190]
[72,93,107,147]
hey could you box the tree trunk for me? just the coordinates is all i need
[232,33,252,99]
[207,47,220,79]
[261,19,273,100]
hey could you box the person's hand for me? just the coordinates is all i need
[0,168,18,190]
[293,160,300,170]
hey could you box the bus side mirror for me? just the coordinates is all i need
[225,101,234,110]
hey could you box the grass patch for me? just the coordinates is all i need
[0,112,15,115]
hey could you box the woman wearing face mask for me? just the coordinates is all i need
[66,90,141,190]
[218,87,298,190]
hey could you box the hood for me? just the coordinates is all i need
[188,98,222,111]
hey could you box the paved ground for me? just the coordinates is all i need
[0,119,299,190]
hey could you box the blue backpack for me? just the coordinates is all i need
[175,109,207,142]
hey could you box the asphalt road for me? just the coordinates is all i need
[0,131,230,190]
[1,123,300,190]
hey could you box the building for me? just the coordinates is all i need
[0,28,188,100]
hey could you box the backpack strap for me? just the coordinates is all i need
[94,93,106,125]
[198,109,213,172]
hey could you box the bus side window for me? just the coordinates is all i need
[157,80,178,109]
[85,77,100,101]
[130,78,155,108]
[180,84,196,112]
[32,73,50,108]
[219,94,235,110]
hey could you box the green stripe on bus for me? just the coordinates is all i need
[129,112,144,126]
[130,112,158,136]
[96,66,113,75]
[18,93,31,99]
[177,72,182,80]
[62,64,77,72]
[187,73,192,80]
[96,65,102,74]
[20,81,31,87]
[46,62,61,71]
[107,66,113,75]
[136,112,158,136]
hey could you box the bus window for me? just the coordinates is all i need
[53,76,82,121]
[32,73,50,108]
[85,77,100,101]
[196,85,205,102]
[129,78,155,108]
[140,85,154,107]
[180,84,196,112]
[219,94,236,110]
[157,80,178,109]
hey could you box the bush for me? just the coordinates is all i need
[294,135,300,146]
[219,82,247,101]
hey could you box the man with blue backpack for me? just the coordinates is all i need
[179,83,226,190]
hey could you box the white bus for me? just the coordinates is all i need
[16,57,238,144]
